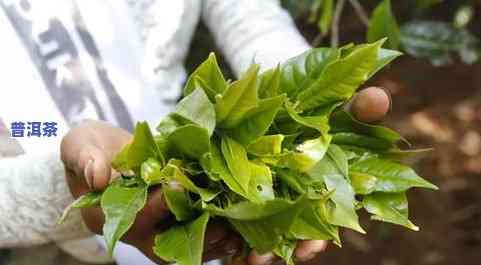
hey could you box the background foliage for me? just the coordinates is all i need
[282,0,481,65]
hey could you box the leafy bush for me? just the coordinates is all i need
[285,0,481,66]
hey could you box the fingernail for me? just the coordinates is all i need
[84,159,94,189]
[383,87,393,112]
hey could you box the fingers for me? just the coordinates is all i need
[243,240,327,265]
[80,206,105,235]
[204,222,229,249]
[203,232,243,262]
[231,256,249,265]
[133,187,171,232]
[64,144,113,197]
[247,250,276,265]
[294,240,328,262]
[349,86,391,123]
[135,222,241,264]
[61,120,132,194]
[135,233,168,265]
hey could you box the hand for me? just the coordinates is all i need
[236,86,391,265]
[61,120,242,263]
[60,86,390,265]
[350,86,390,123]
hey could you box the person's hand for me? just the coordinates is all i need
[349,86,390,123]
[61,120,242,263]
[60,86,390,265]
[234,86,391,265]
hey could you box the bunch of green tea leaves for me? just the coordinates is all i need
[61,39,437,265]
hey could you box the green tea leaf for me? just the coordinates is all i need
[401,20,480,66]
[168,125,210,159]
[285,102,331,136]
[59,191,102,224]
[156,115,184,137]
[184,53,226,100]
[370,48,403,78]
[363,192,419,231]
[308,156,364,233]
[350,171,377,195]
[279,48,340,98]
[350,157,438,193]
[141,158,163,186]
[215,65,259,128]
[308,0,323,23]
[203,197,301,220]
[219,137,274,202]
[296,136,332,166]
[247,135,285,156]
[162,160,219,202]
[200,141,230,182]
[330,111,403,143]
[276,168,307,194]
[221,136,251,196]
[296,40,383,111]
[229,197,308,253]
[182,161,204,176]
[248,161,275,203]
[318,0,333,36]
[274,240,296,265]
[332,132,394,150]
[228,95,285,145]
[367,0,400,49]
[324,173,364,233]
[327,144,348,177]
[279,136,332,172]
[258,66,281,99]
[290,200,340,243]
[163,185,194,221]
[104,47,432,264]
[111,143,131,172]
[127,122,162,169]
[153,213,210,265]
[175,88,216,136]
[379,148,433,161]
[101,181,148,256]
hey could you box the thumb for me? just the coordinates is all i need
[63,144,113,198]
[349,86,391,123]
[61,120,131,195]
[77,145,113,191]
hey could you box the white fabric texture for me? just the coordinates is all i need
[0,0,310,263]
[0,151,91,247]
[202,0,310,75]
